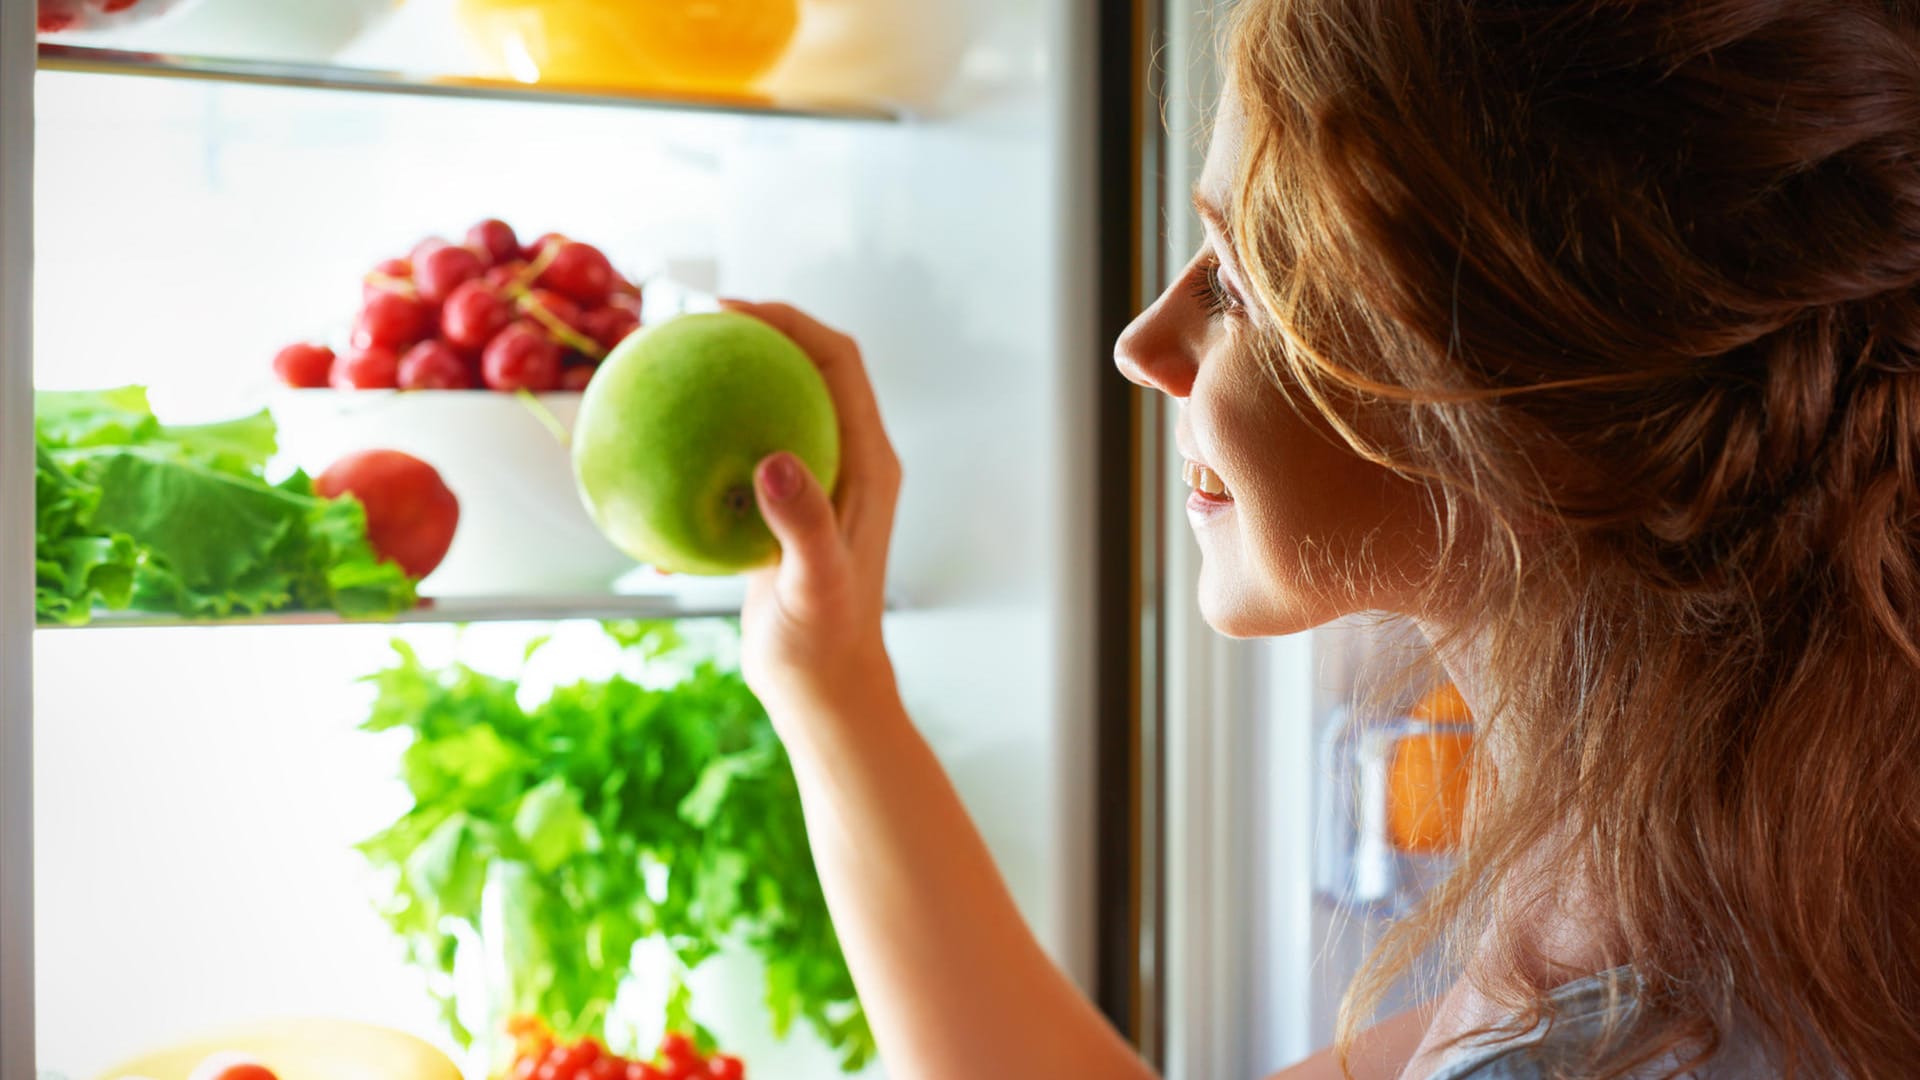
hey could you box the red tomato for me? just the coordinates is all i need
[314,449,460,579]
[625,1065,665,1080]
[706,1054,745,1080]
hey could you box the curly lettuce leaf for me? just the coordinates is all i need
[34,387,416,623]
[64,450,415,619]
[34,446,137,625]
[36,386,277,475]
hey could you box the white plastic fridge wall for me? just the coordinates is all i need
[28,1,1100,1074]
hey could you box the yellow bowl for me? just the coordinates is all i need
[456,0,799,95]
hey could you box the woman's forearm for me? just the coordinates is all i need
[777,678,1153,1080]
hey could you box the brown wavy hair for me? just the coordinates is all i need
[1223,0,1920,1075]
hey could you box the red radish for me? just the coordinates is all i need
[482,322,561,392]
[484,259,532,293]
[522,232,567,262]
[331,346,400,389]
[580,306,641,351]
[362,257,414,303]
[316,450,459,579]
[416,244,485,304]
[538,241,615,306]
[441,280,511,350]
[410,236,450,266]
[399,340,473,390]
[353,291,430,350]
[467,219,519,266]
[273,343,335,388]
[519,288,585,334]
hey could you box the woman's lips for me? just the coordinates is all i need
[1183,460,1234,521]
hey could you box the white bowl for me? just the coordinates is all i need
[269,390,639,596]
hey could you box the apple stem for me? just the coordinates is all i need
[725,486,754,516]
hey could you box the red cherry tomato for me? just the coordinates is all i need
[588,1057,626,1080]
[625,1065,665,1080]
[656,1033,697,1061]
[706,1054,744,1080]
[273,342,335,388]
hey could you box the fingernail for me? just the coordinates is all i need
[760,453,799,500]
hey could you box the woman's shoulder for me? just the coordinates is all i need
[1419,968,1770,1080]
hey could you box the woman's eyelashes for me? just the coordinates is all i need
[1189,257,1243,318]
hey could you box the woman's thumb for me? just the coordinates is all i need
[755,452,837,585]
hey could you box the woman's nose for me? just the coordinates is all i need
[1114,296,1198,399]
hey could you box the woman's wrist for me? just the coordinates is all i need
[760,647,909,767]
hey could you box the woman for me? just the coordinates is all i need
[722,0,1920,1075]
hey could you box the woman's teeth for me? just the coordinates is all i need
[1183,460,1231,499]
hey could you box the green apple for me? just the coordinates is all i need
[572,311,840,575]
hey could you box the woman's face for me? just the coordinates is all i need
[1114,93,1437,637]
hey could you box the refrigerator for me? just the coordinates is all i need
[2,0,1452,1077]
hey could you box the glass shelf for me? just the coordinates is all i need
[37,579,754,630]
[36,43,902,123]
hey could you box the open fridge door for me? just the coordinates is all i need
[1149,3,1465,1077]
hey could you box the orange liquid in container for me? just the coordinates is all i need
[458,0,800,95]
[1388,683,1476,854]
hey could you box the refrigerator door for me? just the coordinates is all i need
[1147,4,1447,1076]
[2,0,37,1074]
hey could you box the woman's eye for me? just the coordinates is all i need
[1188,259,1241,318]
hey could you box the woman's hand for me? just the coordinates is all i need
[721,299,904,726]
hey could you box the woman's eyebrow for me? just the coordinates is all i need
[1191,184,1231,239]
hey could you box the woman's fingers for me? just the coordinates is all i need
[719,298,903,565]
[754,451,844,612]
